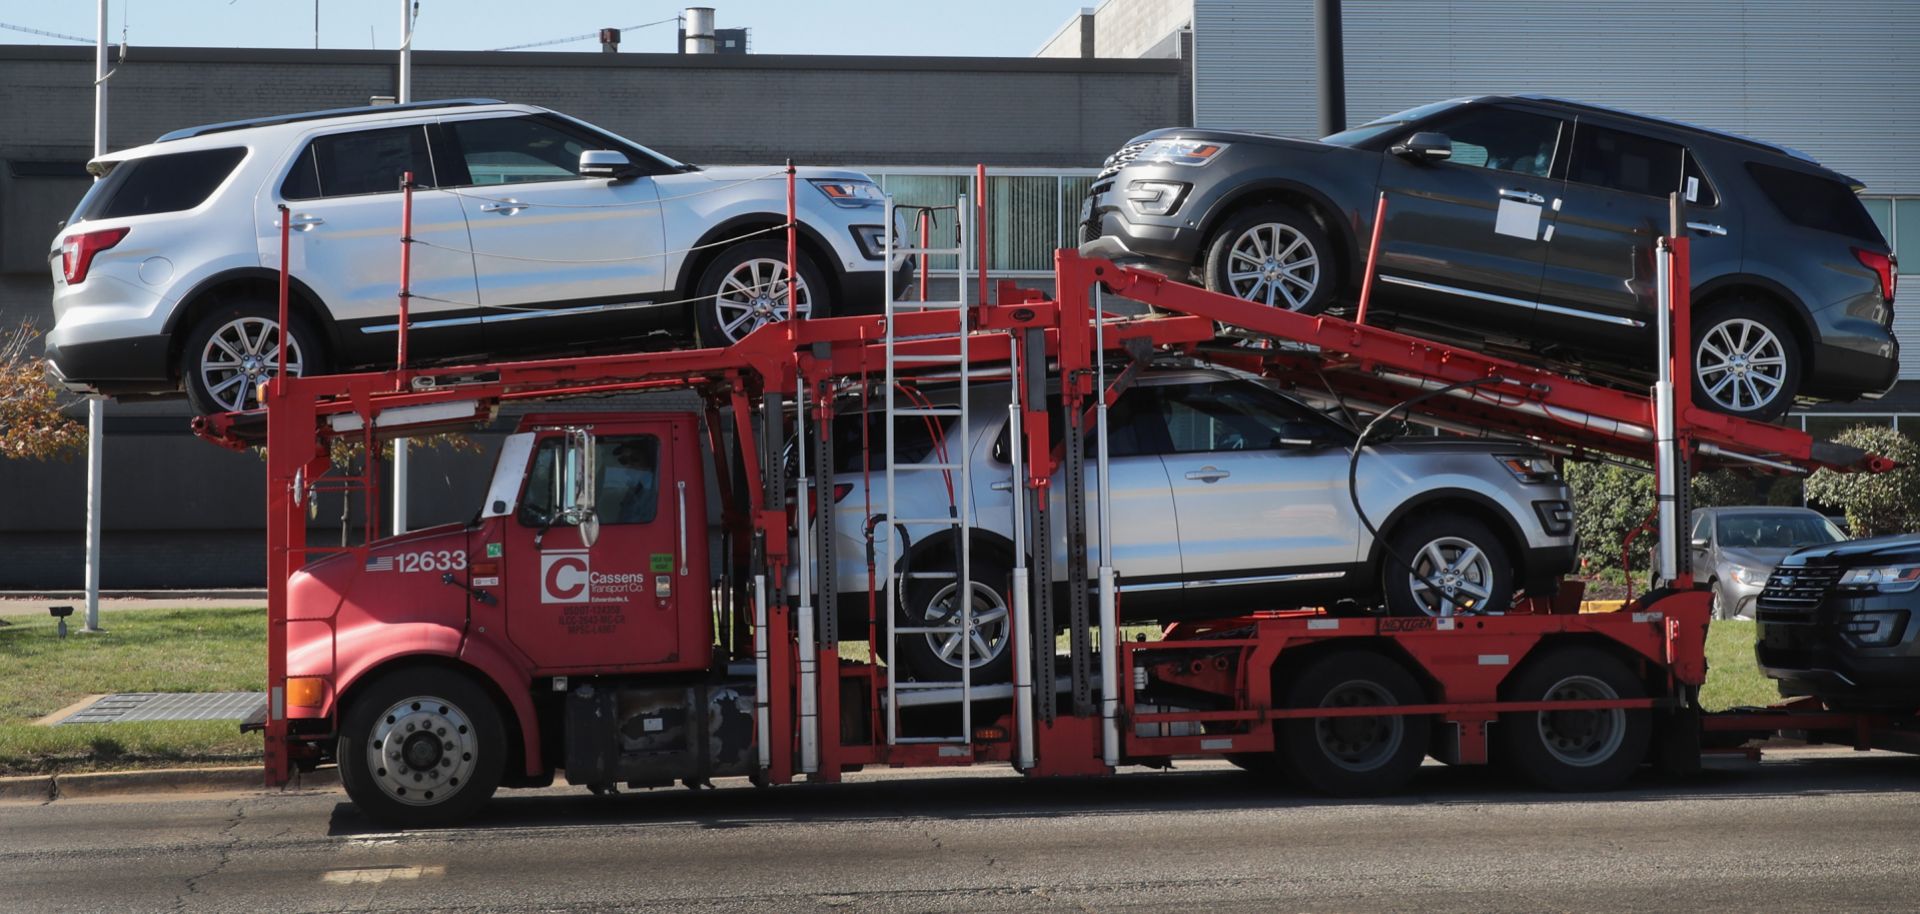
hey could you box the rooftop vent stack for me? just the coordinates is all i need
[600,28,621,53]
[684,7,716,54]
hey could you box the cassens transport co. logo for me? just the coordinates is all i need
[540,550,591,604]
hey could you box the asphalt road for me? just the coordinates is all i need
[5,751,1920,914]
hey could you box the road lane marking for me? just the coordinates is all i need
[321,864,446,884]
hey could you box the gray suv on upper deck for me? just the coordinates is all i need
[1081,95,1899,422]
[822,367,1577,682]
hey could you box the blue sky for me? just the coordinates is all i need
[5,1,1090,56]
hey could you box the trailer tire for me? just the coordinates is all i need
[693,240,829,346]
[1497,646,1650,791]
[897,550,1016,685]
[1381,515,1514,617]
[338,668,505,828]
[1278,650,1430,796]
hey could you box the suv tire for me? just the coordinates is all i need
[896,547,1016,685]
[1381,514,1514,617]
[1202,204,1336,315]
[1691,299,1800,421]
[180,301,325,415]
[693,240,829,346]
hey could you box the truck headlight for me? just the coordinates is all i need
[808,178,883,208]
[1125,180,1188,216]
[1137,139,1229,167]
[1497,454,1560,484]
[1843,610,1909,647]
[1838,564,1920,593]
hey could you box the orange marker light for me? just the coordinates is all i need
[287,677,326,709]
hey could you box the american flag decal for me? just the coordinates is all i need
[365,555,394,572]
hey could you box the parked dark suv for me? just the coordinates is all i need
[1757,532,1920,712]
[1080,95,1899,421]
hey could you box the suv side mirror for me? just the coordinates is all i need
[579,149,637,180]
[1390,132,1452,163]
[1690,536,1709,549]
[562,427,600,547]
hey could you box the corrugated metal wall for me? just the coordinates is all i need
[1192,0,1920,194]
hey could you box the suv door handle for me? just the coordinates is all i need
[479,201,527,214]
[1686,221,1729,237]
[283,214,325,229]
[1184,466,1230,482]
[1498,189,1545,204]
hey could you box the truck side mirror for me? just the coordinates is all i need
[563,427,600,547]
[1390,132,1452,163]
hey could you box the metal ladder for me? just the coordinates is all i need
[881,193,978,745]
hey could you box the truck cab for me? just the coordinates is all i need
[281,411,725,823]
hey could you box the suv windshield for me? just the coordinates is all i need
[1321,99,1468,146]
[1716,512,1846,549]
[70,147,247,223]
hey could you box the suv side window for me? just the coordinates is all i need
[78,147,248,221]
[1568,124,1684,198]
[445,116,591,186]
[1683,151,1719,207]
[1745,161,1886,244]
[1691,512,1712,544]
[281,125,435,200]
[1429,108,1563,177]
[1157,381,1353,453]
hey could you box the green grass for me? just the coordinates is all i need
[1700,619,1782,711]
[0,607,265,775]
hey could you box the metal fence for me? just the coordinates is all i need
[862,167,1098,276]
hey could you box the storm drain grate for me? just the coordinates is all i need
[56,692,266,725]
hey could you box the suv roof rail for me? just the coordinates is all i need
[1507,94,1821,164]
[155,98,509,143]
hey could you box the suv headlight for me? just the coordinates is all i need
[1497,454,1560,484]
[1137,139,1229,167]
[1125,180,1188,217]
[1838,564,1920,593]
[808,178,883,208]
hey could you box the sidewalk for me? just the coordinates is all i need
[0,591,266,617]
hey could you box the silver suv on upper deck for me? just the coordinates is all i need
[46,98,909,414]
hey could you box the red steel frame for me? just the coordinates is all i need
[220,227,1890,787]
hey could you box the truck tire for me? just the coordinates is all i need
[1277,649,1430,796]
[1202,203,1336,315]
[1380,514,1514,617]
[338,668,506,828]
[1497,646,1651,791]
[180,300,326,416]
[692,240,829,346]
[896,549,1016,685]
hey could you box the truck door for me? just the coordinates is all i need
[499,423,698,672]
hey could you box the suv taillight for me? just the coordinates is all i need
[60,227,129,284]
[1854,247,1897,306]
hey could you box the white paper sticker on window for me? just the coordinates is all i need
[1685,176,1700,203]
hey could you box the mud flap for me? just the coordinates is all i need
[1651,704,1702,778]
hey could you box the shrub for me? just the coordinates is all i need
[1803,425,1920,537]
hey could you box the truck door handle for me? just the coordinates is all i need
[283,214,325,230]
[1185,467,1230,482]
[676,480,689,576]
[1686,221,1728,237]
[1498,189,1545,204]
[479,201,527,214]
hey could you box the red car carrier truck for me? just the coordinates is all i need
[195,189,1894,827]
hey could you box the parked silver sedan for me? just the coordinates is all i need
[1690,506,1849,620]
[819,368,1577,682]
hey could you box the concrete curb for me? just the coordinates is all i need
[0,765,342,802]
[0,775,54,803]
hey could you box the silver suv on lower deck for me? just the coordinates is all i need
[819,367,1577,681]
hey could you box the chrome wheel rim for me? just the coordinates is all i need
[1695,318,1787,413]
[1226,223,1319,310]
[919,581,1010,671]
[365,694,481,808]
[1314,680,1404,772]
[712,257,811,342]
[1407,535,1495,616]
[1535,675,1626,768]
[199,316,302,412]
